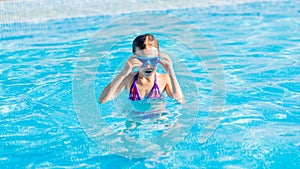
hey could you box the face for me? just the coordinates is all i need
[135,47,160,77]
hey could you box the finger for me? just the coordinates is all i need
[158,60,167,67]
[131,59,143,67]
[159,59,170,65]
[132,58,142,64]
[129,55,137,61]
[128,55,139,61]
[159,53,171,61]
[129,58,140,65]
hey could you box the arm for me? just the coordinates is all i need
[98,72,128,104]
[98,55,141,104]
[166,69,184,103]
[159,53,184,103]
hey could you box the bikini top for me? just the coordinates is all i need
[129,73,161,101]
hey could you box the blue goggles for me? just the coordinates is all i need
[136,56,160,67]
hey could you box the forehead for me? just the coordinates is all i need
[135,46,159,56]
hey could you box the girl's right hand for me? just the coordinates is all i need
[121,55,143,76]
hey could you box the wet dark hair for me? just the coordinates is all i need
[132,34,159,54]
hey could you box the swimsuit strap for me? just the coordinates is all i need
[129,73,141,100]
[154,72,157,82]
[146,73,161,99]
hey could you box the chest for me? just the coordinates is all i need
[135,79,165,98]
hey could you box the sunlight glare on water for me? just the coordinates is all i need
[0,0,299,168]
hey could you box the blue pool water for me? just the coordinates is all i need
[1,0,300,168]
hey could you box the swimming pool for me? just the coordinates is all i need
[1,0,299,168]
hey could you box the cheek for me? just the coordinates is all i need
[138,66,146,71]
[134,50,143,56]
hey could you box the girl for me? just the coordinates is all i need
[99,34,183,104]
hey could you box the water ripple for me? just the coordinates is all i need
[1,0,300,168]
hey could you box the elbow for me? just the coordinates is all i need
[173,94,184,104]
[98,97,107,104]
[171,96,184,104]
[176,97,184,104]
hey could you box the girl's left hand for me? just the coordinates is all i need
[158,53,174,74]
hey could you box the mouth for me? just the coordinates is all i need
[144,69,154,74]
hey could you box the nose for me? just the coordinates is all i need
[145,62,151,68]
[143,60,150,67]
[142,60,151,67]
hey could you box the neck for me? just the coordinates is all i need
[138,72,155,83]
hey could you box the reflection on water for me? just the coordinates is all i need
[1,0,300,168]
[103,96,182,140]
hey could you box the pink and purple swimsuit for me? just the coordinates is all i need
[129,73,161,101]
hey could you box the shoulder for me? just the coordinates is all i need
[157,73,171,85]
[157,73,170,80]
[124,72,137,90]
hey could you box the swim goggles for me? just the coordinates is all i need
[136,56,160,67]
